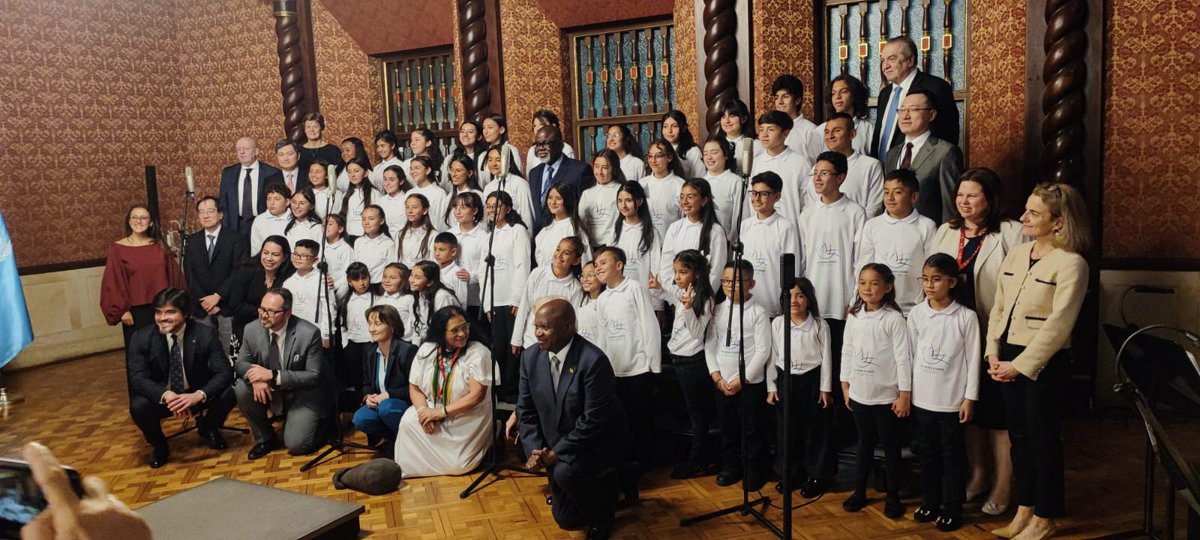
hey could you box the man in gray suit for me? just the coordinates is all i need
[885,89,963,225]
[234,287,327,459]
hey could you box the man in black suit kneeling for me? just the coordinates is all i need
[517,299,627,540]
[127,288,237,468]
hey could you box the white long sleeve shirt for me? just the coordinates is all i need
[578,182,621,246]
[638,173,685,239]
[410,289,461,343]
[478,142,522,186]
[311,186,343,220]
[706,300,772,384]
[620,154,646,185]
[908,300,981,412]
[450,224,487,307]
[249,211,290,256]
[377,292,416,343]
[368,156,403,191]
[576,298,602,345]
[481,175,536,230]
[343,185,380,237]
[855,210,937,314]
[650,280,712,357]
[840,306,912,405]
[704,170,745,243]
[395,226,437,267]
[534,218,591,268]
[324,238,353,299]
[748,147,810,230]
[787,114,820,162]
[612,221,662,291]
[676,145,706,179]
[283,270,335,340]
[799,196,866,319]
[474,223,531,309]
[341,291,376,345]
[740,212,803,317]
[660,217,727,292]
[440,262,468,307]
[284,221,323,254]
[595,278,662,377]
[409,183,450,232]
[510,266,583,348]
[376,191,408,235]
[351,233,396,283]
[808,116,875,160]
[768,315,833,393]
[805,151,884,217]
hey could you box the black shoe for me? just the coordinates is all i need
[774,479,799,494]
[247,438,280,460]
[800,477,829,498]
[842,492,867,512]
[883,499,906,519]
[670,463,707,479]
[935,514,963,532]
[715,466,742,487]
[149,445,170,469]
[585,524,612,540]
[204,429,228,450]
[913,506,938,523]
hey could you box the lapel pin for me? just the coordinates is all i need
[568,367,574,374]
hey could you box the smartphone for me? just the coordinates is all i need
[0,457,84,538]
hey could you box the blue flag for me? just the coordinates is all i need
[0,211,33,369]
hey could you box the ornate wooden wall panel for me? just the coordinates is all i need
[753,0,816,120]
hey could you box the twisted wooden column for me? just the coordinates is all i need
[703,0,738,132]
[274,0,307,143]
[1040,0,1088,184]
[459,0,491,122]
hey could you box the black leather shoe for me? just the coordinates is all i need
[935,514,963,532]
[585,524,612,540]
[715,466,742,487]
[247,438,280,460]
[204,429,228,450]
[842,492,867,512]
[913,506,938,523]
[883,499,906,519]
[150,445,170,469]
[800,477,829,498]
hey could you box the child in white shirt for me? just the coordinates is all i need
[511,236,584,354]
[855,169,936,314]
[741,171,802,317]
[578,149,624,247]
[351,205,396,285]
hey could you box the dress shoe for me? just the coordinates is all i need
[800,477,829,498]
[981,500,1009,515]
[715,466,742,487]
[992,526,1018,539]
[585,524,612,540]
[935,514,963,532]
[149,445,170,469]
[842,492,867,512]
[913,506,938,523]
[883,499,906,519]
[247,438,280,460]
[204,429,228,450]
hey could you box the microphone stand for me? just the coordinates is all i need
[680,163,784,538]
[462,163,545,499]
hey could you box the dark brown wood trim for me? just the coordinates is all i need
[484,0,505,118]
[296,0,320,119]
[811,0,827,124]
[19,259,106,276]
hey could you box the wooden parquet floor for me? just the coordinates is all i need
[1,351,1194,539]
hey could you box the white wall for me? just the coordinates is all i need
[8,266,123,370]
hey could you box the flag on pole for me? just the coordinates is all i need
[0,211,33,369]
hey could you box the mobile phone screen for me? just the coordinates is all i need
[0,458,82,538]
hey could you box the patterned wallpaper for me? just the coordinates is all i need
[966,0,1027,211]
[674,0,700,137]
[1102,0,1200,260]
[497,0,569,152]
[316,0,453,56]
[753,0,817,120]
[312,0,385,143]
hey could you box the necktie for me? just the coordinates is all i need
[206,234,216,262]
[241,168,253,220]
[267,332,282,371]
[878,86,903,161]
[550,353,561,389]
[168,335,185,393]
[900,142,914,170]
[542,165,554,201]
[286,173,295,193]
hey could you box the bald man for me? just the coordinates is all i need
[517,299,626,539]
[219,136,283,244]
[527,125,594,232]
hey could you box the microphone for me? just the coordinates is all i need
[326,164,337,187]
[498,146,510,182]
[741,139,754,177]
[184,166,195,195]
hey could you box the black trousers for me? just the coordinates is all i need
[1002,345,1067,519]
[548,454,618,531]
[121,304,156,352]
[614,373,656,465]
[489,305,518,402]
[339,341,368,394]
[129,385,237,448]
[715,381,768,477]
[914,406,966,516]
[672,351,715,466]
[774,368,838,482]
[825,318,855,448]
[850,400,903,500]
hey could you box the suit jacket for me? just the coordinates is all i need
[184,227,248,313]
[127,323,234,403]
[276,168,312,195]
[932,220,1025,328]
[234,316,327,415]
[872,70,960,157]
[218,162,283,232]
[528,156,595,231]
[517,337,626,464]
[884,135,963,225]
[360,339,418,398]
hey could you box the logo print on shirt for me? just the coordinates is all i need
[606,318,627,338]
[888,252,912,271]
[924,346,950,366]
[818,243,839,261]
[856,352,879,369]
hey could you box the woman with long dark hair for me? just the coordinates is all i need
[661,110,704,178]
[205,235,295,345]
[101,204,185,349]
[578,149,625,247]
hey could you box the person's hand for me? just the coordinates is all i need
[119,312,134,326]
[505,411,520,445]
[325,275,336,289]
[200,294,221,312]
[540,449,558,468]
[526,448,546,471]
[989,360,1020,382]
[646,272,661,290]
[841,382,852,411]
[986,355,1001,371]
[726,376,743,396]
[165,392,202,417]
[456,268,470,282]
[417,407,444,427]
[486,310,494,322]
[766,391,778,405]
[20,442,152,540]
[959,399,975,424]
[364,394,379,408]
[511,345,522,356]
[246,365,273,384]
[510,306,518,316]
[679,284,694,311]
[204,304,221,316]
[322,339,330,349]
[892,391,911,418]
[818,391,831,409]
[251,381,272,404]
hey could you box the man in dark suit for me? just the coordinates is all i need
[274,139,310,195]
[233,288,328,459]
[127,288,236,468]
[528,126,595,232]
[518,299,627,540]
[884,89,964,224]
[218,136,283,239]
[872,36,959,162]
[185,196,248,354]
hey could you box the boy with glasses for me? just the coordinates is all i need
[740,171,802,317]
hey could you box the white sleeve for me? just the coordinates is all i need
[855,222,876,279]
[511,228,532,303]
[963,310,982,402]
[677,297,712,345]
[864,161,884,217]
[891,313,913,393]
[658,223,677,285]
[707,223,728,292]
[249,218,264,256]
[840,316,855,383]
[767,317,783,393]
[705,306,721,376]
[747,309,772,384]
[818,319,833,392]
[634,285,663,373]
[510,273,536,347]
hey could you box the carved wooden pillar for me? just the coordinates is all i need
[703,0,739,132]
[1040,0,1088,184]
[273,0,320,143]
[459,0,491,122]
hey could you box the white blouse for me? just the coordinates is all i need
[578,182,621,247]
[840,306,912,405]
[767,315,832,393]
[595,278,662,377]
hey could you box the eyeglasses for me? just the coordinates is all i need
[749,190,775,199]
[258,306,288,316]
[811,171,839,179]
[898,107,933,115]
[919,276,951,285]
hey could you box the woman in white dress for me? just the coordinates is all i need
[394,305,494,478]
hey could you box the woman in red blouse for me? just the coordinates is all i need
[100,204,184,349]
